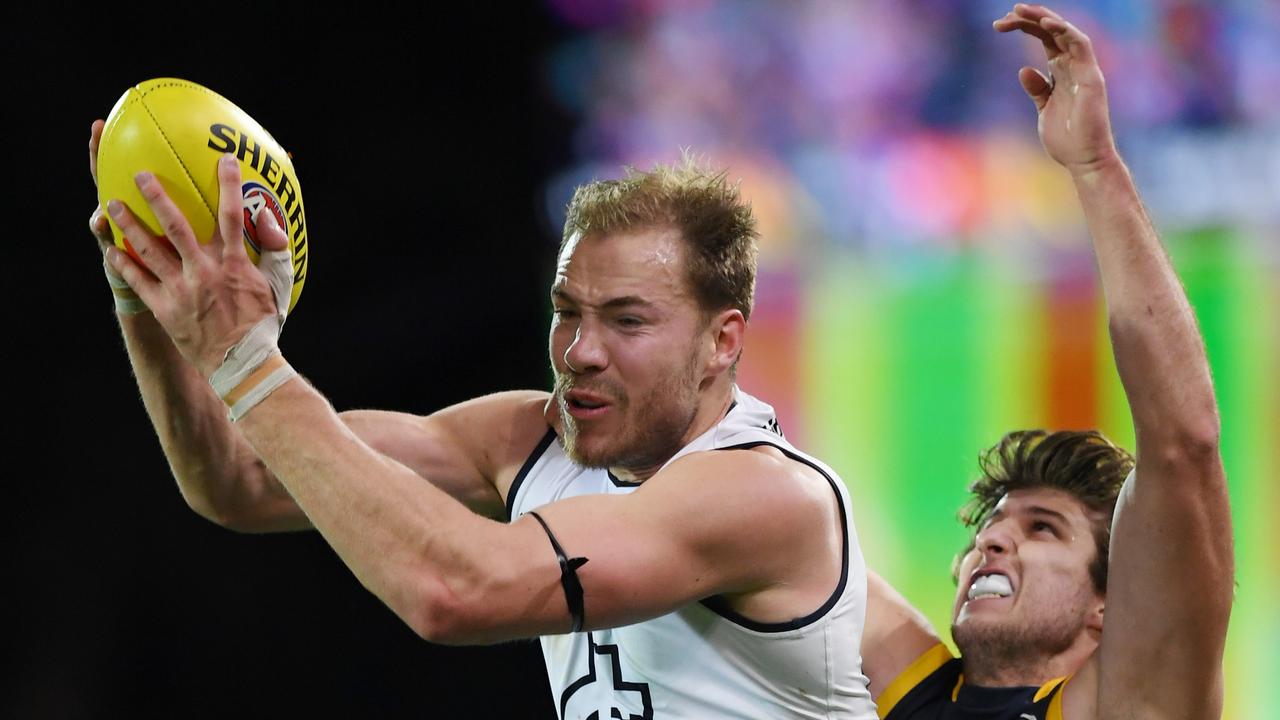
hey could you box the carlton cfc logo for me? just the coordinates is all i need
[241,181,289,254]
[560,633,653,720]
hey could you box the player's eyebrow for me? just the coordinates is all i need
[600,296,657,312]
[551,287,658,312]
[984,504,1070,527]
[1026,506,1070,525]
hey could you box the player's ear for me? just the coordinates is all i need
[1087,600,1104,636]
[704,308,745,377]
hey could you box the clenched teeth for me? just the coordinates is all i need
[968,573,1013,600]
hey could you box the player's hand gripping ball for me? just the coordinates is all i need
[96,78,308,313]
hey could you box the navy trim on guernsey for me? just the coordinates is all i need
[885,656,1067,720]
[698,440,851,632]
[607,470,643,488]
[505,427,558,521]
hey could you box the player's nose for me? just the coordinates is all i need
[976,519,1015,556]
[564,320,608,374]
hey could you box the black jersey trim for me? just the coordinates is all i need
[607,470,644,488]
[697,440,850,633]
[505,427,558,521]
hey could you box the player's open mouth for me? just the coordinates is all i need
[967,573,1013,601]
[565,391,611,419]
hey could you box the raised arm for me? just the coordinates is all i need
[996,6,1232,718]
[88,120,534,531]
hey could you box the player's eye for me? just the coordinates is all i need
[1031,521,1057,536]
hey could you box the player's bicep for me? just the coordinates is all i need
[341,409,501,517]
[485,455,818,639]
[419,494,715,645]
[227,407,488,532]
[514,492,728,632]
[341,391,550,520]
[442,451,824,644]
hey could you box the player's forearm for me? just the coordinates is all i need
[236,375,509,641]
[1071,159,1220,455]
[116,311,293,529]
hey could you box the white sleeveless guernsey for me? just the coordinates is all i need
[507,387,877,720]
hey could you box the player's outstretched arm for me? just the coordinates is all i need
[241,377,839,644]
[996,6,1232,718]
[89,120,535,531]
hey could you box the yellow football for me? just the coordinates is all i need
[97,78,308,313]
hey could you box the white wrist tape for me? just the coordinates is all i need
[258,245,294,327]
[216,349,298,422]
[207,246,297,421]
[104,257,149,314]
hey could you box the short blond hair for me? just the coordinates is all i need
[562,156,759,321]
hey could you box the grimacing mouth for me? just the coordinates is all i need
[966,568,1015,601]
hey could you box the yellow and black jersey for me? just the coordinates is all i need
[877,644,1069,720]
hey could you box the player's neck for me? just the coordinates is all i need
[961,637,1094,687]
[608,380,736,484]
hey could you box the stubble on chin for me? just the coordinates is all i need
[554,347,705,471]
[952,606,1084,681]
[560,384,700,472]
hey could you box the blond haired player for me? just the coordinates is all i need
[87,133,877,715]
[859,5,1233,719]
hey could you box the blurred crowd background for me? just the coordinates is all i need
[539,1,1276,717]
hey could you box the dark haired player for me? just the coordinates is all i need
[860,5,1233,719]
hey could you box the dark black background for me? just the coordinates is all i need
[13,5,570,717]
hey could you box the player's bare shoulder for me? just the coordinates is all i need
[656,446,836,522]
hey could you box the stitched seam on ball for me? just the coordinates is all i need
[136,86,218,225]
[142,80,232,106]
[144,81,286,160]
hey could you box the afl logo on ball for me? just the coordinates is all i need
[241,181,289,254]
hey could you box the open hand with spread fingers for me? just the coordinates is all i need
[104,154,291,380]
[994,3,1119,176]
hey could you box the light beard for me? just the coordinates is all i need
[554,357,702,472]
[952,598,1089,685]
